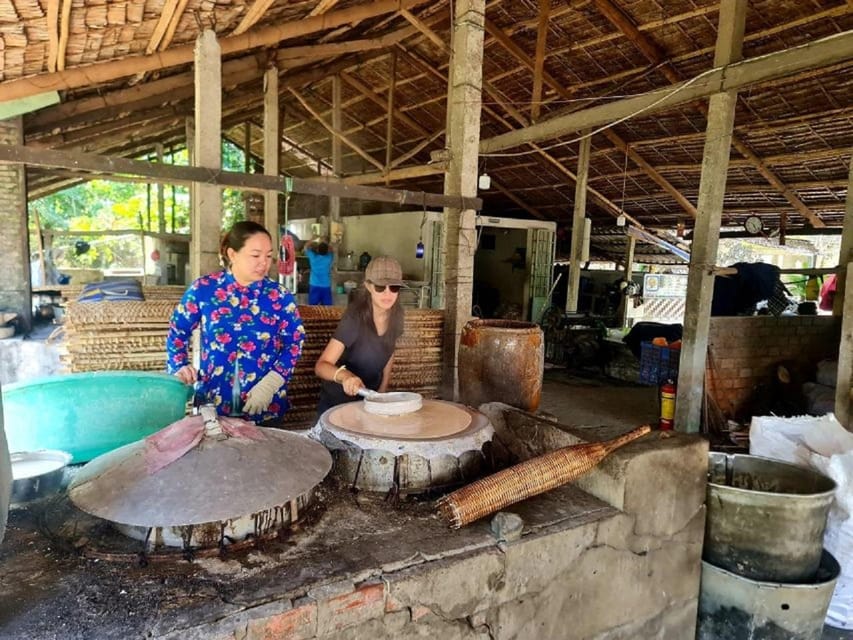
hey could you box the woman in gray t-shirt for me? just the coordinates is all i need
[315,256,405,414]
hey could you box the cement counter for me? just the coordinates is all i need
[0,406,708,640]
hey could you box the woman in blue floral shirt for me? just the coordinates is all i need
[167,221,305,423]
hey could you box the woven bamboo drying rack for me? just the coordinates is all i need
[58,297,445,429]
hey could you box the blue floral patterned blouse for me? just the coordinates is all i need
[166,270,305,421]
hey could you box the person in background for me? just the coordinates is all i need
[314,256,405,414]
[305,239,335,305]
[167,221,305,424]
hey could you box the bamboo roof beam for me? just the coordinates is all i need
[591,0,824,228]
[397,45,549,221]
[233,0,277,36]
[400,9,451,54]
[340,72,428,138]
[309,0,341,17]
[0,0,431,103]
[530,0,550,123]
[0,144,482,210]
[288,87,385,172]
[46,0,59,73]
[339,162,447,185]
[57,0,72,71]
[484,18,696,219]
[146,0,188,54]
[480,30,853,154]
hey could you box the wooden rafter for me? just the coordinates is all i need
[531,0,550,122]
[275,23,420,62]
[57,0,72,71]
[340,162,446,184]
[340,72,427,138]
[389,129,444,171]
[233,0,277,36]
[480,31,853,152]
[385,52,398,170]
[309,0,341,17]
[288,87,385,172]
[400,9,450,53]
[0,143,482,210]
[590,0,825,228]
[46,0,59,73]
[1,0,431,102]
[484,19,693,219]
[146,0,184,54]
[397,45,555,221]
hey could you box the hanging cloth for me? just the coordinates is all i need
[279,234,296,276]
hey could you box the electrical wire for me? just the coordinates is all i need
[479,64,720,159]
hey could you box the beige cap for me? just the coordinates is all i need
[365,256,403,286]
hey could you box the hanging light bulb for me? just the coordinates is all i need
[478,172,491,190]
[415,240,425,259]
[616,214,626,227]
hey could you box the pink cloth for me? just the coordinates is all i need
[144,415,266,475]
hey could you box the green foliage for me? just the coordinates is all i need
[30,140,254,270]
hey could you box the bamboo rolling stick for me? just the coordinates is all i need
[437,424,652,529]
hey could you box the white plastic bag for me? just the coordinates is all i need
[750,413,853,629]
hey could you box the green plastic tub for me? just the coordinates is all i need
[2,372,191,462]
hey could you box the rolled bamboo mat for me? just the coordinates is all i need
[437,425,652,529]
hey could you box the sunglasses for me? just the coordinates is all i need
[369,281,401,294]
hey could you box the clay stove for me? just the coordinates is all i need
[313,398,494,493]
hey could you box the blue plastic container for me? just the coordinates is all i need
[2,372,191,462]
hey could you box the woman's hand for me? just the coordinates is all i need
[175,364,197,385]
[341,373,365,396]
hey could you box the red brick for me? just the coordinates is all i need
[247,600,317,640]
[410,605,433,621]
[316,582,385,636]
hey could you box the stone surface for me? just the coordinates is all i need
[490,512,523,542]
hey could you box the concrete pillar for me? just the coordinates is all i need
[190,30,223,279]
[675,0,746,433]
[834,151,853,316]
[566,132,591,313]
[0,117,32,333]
[441,0,485,399]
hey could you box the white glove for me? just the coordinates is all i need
[243,370,285,414]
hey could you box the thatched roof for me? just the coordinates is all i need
[2,0,851,255]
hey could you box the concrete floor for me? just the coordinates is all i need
[537,367,853,640]
[539,367,659,430]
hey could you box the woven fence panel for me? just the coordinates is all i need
[60,299,445,429]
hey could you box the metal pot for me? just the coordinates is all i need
[705,452,836,582]
[10,450,71,506]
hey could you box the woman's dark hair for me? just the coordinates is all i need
[317,242,329,256]
[343,286,404,348]
[220,221,271,268]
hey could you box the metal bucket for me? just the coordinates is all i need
[697,551,840,640]
[458,319,544,412]
[705,452,836,582]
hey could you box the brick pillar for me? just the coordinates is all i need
[0,117,32,333]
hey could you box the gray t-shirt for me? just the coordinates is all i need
[317,311,395,414]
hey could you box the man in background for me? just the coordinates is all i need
[305,239,335,305]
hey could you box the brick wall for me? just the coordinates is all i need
[706,315,842,418]
[0,117,31,332]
